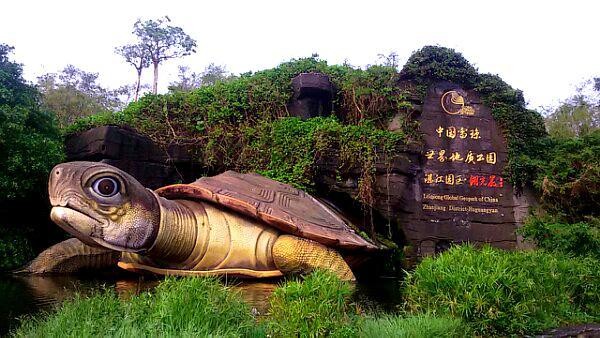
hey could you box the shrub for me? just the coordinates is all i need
[521,215,600,259]
[266,270,358,337]
[360,314,472,338]
[14,277,259,337]
[404,245,600,336]
[535,130,600,220]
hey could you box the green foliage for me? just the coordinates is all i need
[67,56,409,137]
[400,45,479,91]
[240,117,406,194]
[14,277,259,337]
[545,79,599,139]
[546,97,599,139]
[266,270,358,337]
[521,215,600,259]
[0,43,64,201]
[404,245,600,336]
[535,130,600,219]
[37,65,123,128]
[169,64,232,92]
[0,227,34,271]
[360,314,472,338]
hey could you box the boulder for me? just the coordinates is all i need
[287,72,333,119]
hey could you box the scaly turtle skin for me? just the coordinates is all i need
[22,162,378,281]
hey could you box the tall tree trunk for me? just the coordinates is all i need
[152,61,159,94]
[135,69,142,101]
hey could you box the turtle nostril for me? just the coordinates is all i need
[55,170,60,176]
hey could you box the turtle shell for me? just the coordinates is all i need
[155,171,378,252]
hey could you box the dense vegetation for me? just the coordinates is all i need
[520,129,600,259]
[0,44,63,201]
[0,44,64,270]
[404,245,600,336]
[266,270,357,337]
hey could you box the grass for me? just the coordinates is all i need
[17,247,598,337]
[266,270,358,337]
[14,276,260,337]
[404,244,600,336]
[360,314,471,338]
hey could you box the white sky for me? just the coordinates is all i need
[1,0,598,110]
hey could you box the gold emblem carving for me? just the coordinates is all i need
[441,91,475,116]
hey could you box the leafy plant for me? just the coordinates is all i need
[521,215,600,259]
[404,245,600,336]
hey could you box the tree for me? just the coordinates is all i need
[115,43,151,101]
[37,65,122,128]
[0,43,63,200]
[200,63,229,86]
[168,65,202,92]
[168,63,230,92]
[132,16,197,94]
[545,79,600,138]
[377,51,400,68]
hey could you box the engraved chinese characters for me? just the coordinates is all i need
[406,83,518,257]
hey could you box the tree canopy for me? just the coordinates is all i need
[168,63,230,92]
[545,79,599,139]
[37,65,122,128]
[132,16,197,94]
[0,43,63,200]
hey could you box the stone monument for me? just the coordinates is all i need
[404,82,521,257]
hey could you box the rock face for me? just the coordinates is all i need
[65,126,199,189]
[287,73,333,119]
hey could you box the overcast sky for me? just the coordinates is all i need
[1,0,598,110]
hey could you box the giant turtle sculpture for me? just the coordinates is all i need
[22,162,378,281]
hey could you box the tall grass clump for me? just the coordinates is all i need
[265,270,358,337]
[360,314,472,338]
[404,245,600,336]
[14,277,259,337]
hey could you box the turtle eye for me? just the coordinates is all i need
[92,177,120,197]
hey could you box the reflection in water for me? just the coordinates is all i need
[0,274,403,335]
[232,282,279,316]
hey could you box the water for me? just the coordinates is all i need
[0,273,403,335]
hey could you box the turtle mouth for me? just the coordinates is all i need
[50,206,144,253]
[50,207,108,249]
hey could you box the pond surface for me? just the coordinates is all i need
[0,272,403,335]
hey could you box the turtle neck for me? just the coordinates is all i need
[146,195,200,265]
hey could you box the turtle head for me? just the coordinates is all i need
[48,161,160,253]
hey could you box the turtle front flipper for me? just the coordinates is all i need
[272,235,355,281]
[16,238,121,274]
